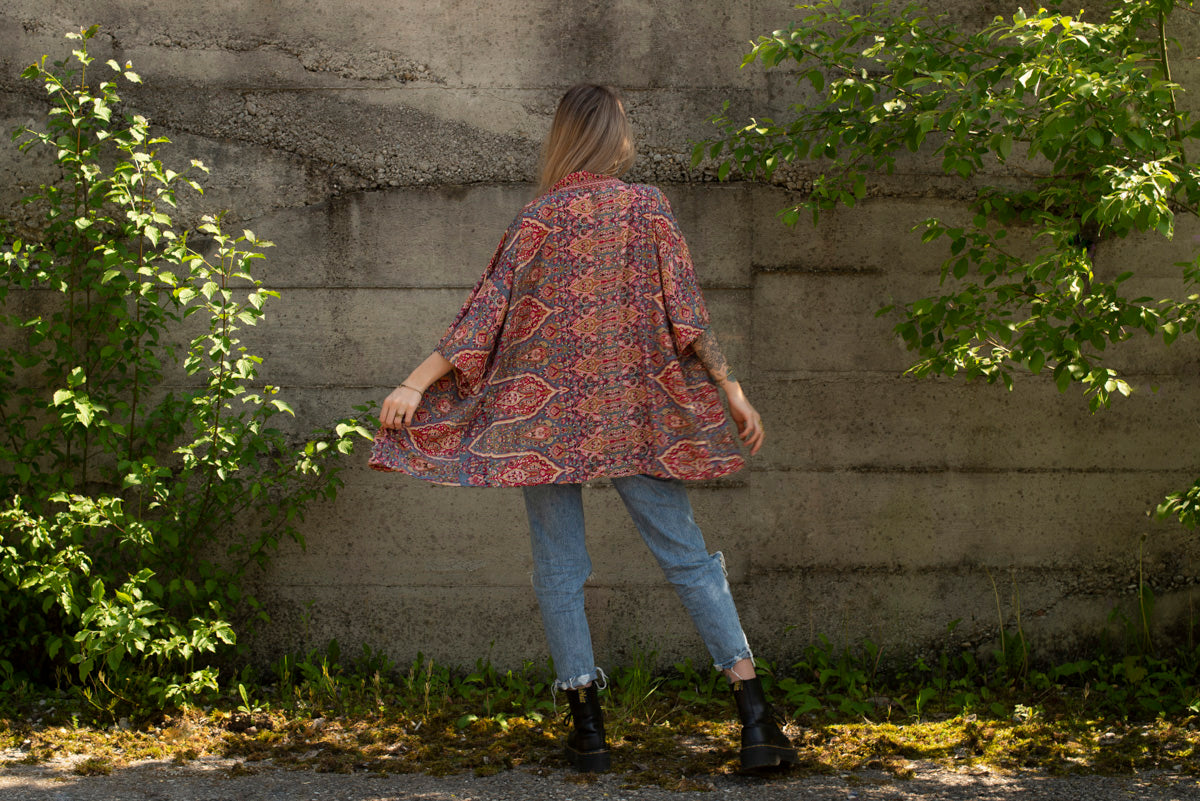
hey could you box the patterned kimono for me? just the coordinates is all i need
[369,171,745,486]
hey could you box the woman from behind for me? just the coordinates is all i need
[372,83,798,773]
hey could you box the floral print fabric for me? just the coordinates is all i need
[369,171,745,486]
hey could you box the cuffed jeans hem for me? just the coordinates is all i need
[554,666,607,692]
[713,647,754,673]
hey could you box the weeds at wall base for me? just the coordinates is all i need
[1,693,1195,786]
[1,641,1196,788]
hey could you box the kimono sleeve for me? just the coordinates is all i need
[435,216,549,395]
[649,188,711,355]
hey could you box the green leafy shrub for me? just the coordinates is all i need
[0,26,372,711]
[700,0,1200,526]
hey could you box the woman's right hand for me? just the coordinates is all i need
[722,381,765,456]
[379,384,423,430]
[379,353,455,430]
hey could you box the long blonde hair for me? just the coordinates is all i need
[537,84,636,195]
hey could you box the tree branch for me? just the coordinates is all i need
[1158,11,1189,167]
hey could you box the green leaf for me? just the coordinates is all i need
[1028,351,1045,375]
[1163,321,1179,345]
[1124,128,1150,152]
[73,399,94,427]
[997,135,1013,161]
[1055,365,1072,394]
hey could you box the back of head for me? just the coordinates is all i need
[538,84,636,195]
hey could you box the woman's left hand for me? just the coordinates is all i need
[722,381,764,456]
[379,384,423,429]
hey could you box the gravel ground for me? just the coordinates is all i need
[2,757,1199,801]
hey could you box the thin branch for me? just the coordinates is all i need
[1158,10,1189,167]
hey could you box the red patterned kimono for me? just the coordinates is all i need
[369,171,746,486]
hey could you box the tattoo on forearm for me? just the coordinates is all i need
[692,328,735,384]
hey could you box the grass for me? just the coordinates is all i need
[1,642,1197,789]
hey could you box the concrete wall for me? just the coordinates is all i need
[2,1,1198,672]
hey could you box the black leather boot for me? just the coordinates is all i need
[564,683,611,772]
[732,677,799,770]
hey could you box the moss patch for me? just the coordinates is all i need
[4,695,1197,789]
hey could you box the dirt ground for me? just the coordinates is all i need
[2,756,1199,801]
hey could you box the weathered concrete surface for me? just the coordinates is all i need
[2,1,1199,675]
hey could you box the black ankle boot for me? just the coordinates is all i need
[564,684,611,772]
[732,677,799,770]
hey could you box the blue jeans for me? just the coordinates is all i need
[522,474,753,690]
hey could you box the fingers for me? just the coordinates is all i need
[729,396,765,456]
[734,411,765,456]
[744,416,764,456]
[382,402,414,429]
[379,401,397,430]
[380,386,422,430]
[381,403,411,429]
[380,394,398,429]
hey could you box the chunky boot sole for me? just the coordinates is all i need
[740,742,800,771]
[565,743,612,772]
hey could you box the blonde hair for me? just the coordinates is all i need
[537,84,636,195]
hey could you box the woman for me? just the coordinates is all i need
[371,84,797,773]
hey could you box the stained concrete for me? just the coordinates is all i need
[1,1,1198,674]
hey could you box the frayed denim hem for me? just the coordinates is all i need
[553,666,607,693]
[713,648,754,673]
